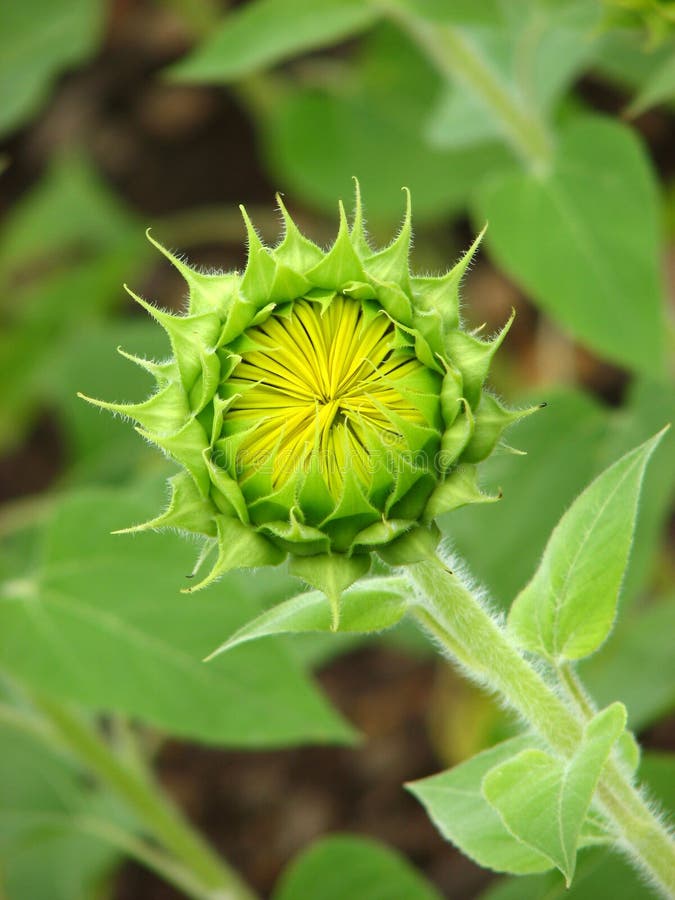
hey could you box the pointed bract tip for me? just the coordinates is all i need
[492,308,516,348]
[401,185,412,217]
[275,191,289,217]
[239,204,264,255]
[349,176,371,255]
[77,391,107,410]
[123,283,147,308]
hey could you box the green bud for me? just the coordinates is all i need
[81,186,530,622]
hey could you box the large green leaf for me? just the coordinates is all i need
[507,431,665,662]
[169,0,379,82]
[474,116,665,374]
[262,24,509,222]
[0,482,354,747]
[273,834,442,900]
[426,2,600,150]
[482,704,625,885]
[0,0,105,136]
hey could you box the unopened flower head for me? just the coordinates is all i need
[81,186,535,620]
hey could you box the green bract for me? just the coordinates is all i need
[82,187,533,622]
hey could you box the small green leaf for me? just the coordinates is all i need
[445,390,608,608]
[206,576,408,659]
[508,430,666,662]
[408,736,556,875]
[168,0,378,82]
[482,703,625,886]
[480,752,675,900]
[273,834,442,900]
[474,116,666,374]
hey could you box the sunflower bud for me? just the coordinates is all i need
[81,186,534,624]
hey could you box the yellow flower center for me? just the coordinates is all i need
[224,296,427,497]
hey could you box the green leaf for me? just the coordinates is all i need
[169,0,379,82]
[508,430,666,663]
[598,378,675,605]
[480,752,675,900]
[446,382,674,613]
[0,0,105,136]
[426,2,600,149]
[481,848,649,900]
[590,28,675,95]
[474,116,666,375]
[0,156,145,452]
[273,834,442,900]
[0,155,136,276]
[408,735,556,875]
[580,595,675,732]
[0,482,355,747]
[444,389,609,608]
[482,704,625,886]
[207,576,408,659]
[402,0,501,25]
[628,50,675,115]
[263,24,510,223]
[48,319,170,484]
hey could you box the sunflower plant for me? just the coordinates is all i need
[81,188,674,897]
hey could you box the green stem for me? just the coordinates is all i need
[406,552,675,897]
[33,696,258,900]
[384,2,554,172]
[0,700,56,745]
[558,662,597,720]
[17,811,215,900]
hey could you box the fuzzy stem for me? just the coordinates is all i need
[32,696,257,900]
[383,2,554,172]
[558,661,597,720]
[406,552,675,897]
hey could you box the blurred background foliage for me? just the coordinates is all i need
[0,0,674,898]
